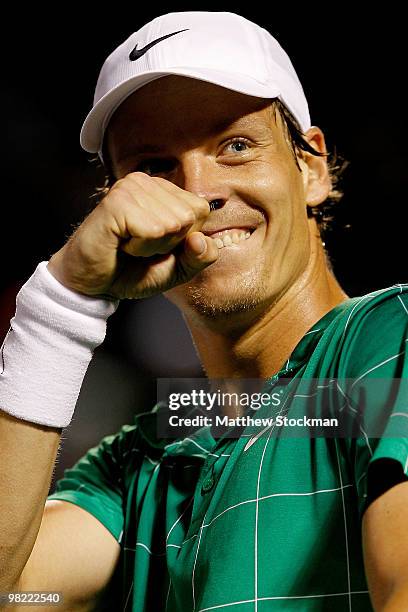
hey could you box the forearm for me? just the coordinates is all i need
[0,262,118,590]
[0,411,61,590]
[380,587,408,611]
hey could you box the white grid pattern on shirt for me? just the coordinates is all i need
[340,283,408,344]
[196,590,370,611]
[123,580,133,611]
[180,483,354,548]
[335,439,352,611]
[192,509,209,611]
[52,285,408,611]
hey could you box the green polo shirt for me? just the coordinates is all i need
[47,284,408,611]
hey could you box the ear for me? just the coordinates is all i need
[298,126,331,206]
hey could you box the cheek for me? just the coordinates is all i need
[246,159,306,232]
[247,160,311,272]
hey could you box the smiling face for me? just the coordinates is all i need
[106,75,330,323]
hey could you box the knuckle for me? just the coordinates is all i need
[149,223,166,239]
[166,220,182,233]
[179,210,196,226]
[111,176,127,190]
[150,175,174,188]
[194,196,211,216]
[200,197,211,211]
[129,171,151,183]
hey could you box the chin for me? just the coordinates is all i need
[165,269,271,320]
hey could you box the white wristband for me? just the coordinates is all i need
[0,262,119,428]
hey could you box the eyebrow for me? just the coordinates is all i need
[212,115,258,133]
[115,114,270,163]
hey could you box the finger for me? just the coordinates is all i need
[117,195,203,257]
[174,231,219,282]
[127,173,211,221]
[119,217,183,258]
[120,181,198,233]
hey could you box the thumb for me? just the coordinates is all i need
[176,231,219,281]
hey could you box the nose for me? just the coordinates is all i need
[176,151,229,210]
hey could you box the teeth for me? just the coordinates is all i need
[210,228,253,249]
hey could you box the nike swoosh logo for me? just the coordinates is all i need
[129,29,189,61]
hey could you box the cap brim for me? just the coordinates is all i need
[80,67,281,154]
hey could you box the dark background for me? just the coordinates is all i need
[1,7,407,486]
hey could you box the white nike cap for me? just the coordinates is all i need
[80,11,311,156]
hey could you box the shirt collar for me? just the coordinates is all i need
[272,297,358,377]
[135,296,358,451]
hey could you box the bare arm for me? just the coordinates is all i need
[0,411,61,592]
[0,416,119,611]
[15,501,120,611]
[0,172,217,607]
[363,479,408,611]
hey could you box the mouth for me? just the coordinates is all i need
[202,226,256,249]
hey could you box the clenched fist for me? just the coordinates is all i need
[47,172,219,300]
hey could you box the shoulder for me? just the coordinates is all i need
[71,416,162,478]
[86,422,141,464]
[334,284,408,378]
[341,283,408,332]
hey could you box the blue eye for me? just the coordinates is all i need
[225,139,250,153]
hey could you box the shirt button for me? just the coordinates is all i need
[201,475,215,493]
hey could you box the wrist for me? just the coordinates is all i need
[0,261,119,428]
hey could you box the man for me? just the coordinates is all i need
[0,11,407,612]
